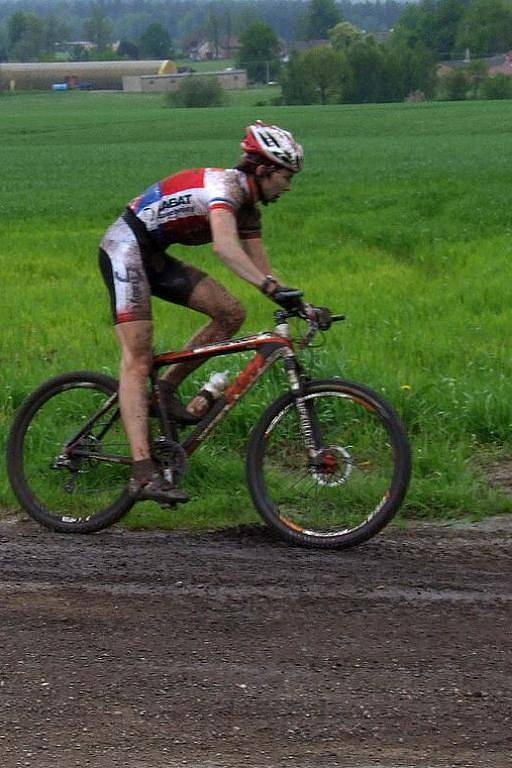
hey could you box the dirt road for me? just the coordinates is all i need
[0,515,510,768]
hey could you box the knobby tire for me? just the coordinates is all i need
[7,371,134,533]
[246,378,411,549]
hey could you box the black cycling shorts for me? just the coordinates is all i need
[98,216,207,324]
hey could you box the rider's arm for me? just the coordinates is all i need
[241,237,280,281]
[210,209,268,288]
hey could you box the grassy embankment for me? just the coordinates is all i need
[0,92,511,528]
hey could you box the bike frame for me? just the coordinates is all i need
[64,319,320,466]
[152,328,300,455]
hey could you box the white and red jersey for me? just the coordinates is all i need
[127,167,261,248]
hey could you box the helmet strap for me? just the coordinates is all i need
[236,158,280,206]
[254,165,276,206]
[254,173,267,206]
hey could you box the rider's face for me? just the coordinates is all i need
[259,168,294,203]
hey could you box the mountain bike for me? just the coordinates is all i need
[6,301,412,549]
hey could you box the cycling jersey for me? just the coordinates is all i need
[126,167,261,247]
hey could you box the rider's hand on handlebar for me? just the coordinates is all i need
[306,305,332,331]
[261,278,305,312]
[272,287,305,312]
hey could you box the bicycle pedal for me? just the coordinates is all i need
[159,496,190,509]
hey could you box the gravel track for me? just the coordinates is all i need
[0,515,511,768]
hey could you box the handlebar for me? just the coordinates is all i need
[271,290,345,325]
[273,306,345,325]
[273,301,345,350]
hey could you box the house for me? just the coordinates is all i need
[438,51,512,77]
[188,37,241,61]
[280,39,331,62]
[53,40,97,59]
[487,51,512,75]
[286,39,330,56]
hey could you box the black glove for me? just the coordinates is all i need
[312,306,332,331]
[271,285,305,312]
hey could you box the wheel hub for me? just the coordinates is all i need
[309,446,352,487]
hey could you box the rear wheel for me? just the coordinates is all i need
[247,379,411,549]
[6,371,134,533]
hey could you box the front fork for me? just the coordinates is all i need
[283,353,324,459]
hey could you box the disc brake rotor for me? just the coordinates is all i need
[309,446,353,487]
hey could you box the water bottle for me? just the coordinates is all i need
[202,370,230,399]
[190,370,230,417]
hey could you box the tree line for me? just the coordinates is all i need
[283,0,512,104]
[0,1,406,62]
[237,0,512,105]
[2,0,512,106]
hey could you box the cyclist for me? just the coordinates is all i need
[99,120,305,504]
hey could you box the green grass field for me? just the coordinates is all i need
[1,92,511,529]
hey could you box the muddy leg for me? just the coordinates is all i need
[163,277,246,414]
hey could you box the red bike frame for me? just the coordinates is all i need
[152,330,296,455]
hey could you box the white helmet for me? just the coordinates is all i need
[241,120,304,173]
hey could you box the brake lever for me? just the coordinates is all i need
[299,304,320,349]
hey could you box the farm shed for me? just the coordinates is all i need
[123,69,247,93]
[0,61,168,92]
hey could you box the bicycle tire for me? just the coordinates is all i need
[246,378,411,549]
[7,371,134,533]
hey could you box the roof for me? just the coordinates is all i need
[439,52,512,73]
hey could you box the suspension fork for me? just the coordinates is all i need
[283,353,324,455]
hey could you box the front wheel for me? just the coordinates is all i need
[6,371,134,533]
[247,379,411,549]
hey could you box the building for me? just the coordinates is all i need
[123,69,247,93]
[188,37,241,61]
[0,60,168,91]
[438,51,512,78]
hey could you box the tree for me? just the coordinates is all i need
[386,37,438,99]
[392,0,469,61]
[83,3,113,50]
[329,21,364,51]
[236,21,280,83]
[437,67,469,99]
[281,46,352,104]
[481,73,512,99]
[280,51,317,104]
[138,23,172,59]
[301,46,348,103]
[45,15,71,48]
[465,59,489,97]
[117,39,139,60]
[8,11,29,50]
[281,31,437,106]
[7,12,46,61]
[344,37,391,103]
[204,6,221,59]
[300,0,341,40]
[166,75,225,107]
[455,0,512,57]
